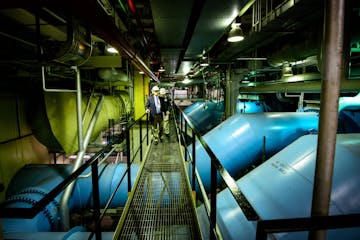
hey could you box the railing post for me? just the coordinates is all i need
[255,220,267,240]
[210,157,217,240]
[91,159,102,240]
[184,121,188,161]
[146,114,149,146]
[192,129,196,191]
[180,113,184,134]
[139,119,143,162]
[125,125,131,192]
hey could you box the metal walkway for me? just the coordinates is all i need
[113,121,202,240]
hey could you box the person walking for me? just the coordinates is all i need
[159,87,171,138]
[145,85,164,144]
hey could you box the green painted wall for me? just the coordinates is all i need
[133,72,150,120]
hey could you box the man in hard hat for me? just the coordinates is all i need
[145,85,164,144]
[159,87,171,138]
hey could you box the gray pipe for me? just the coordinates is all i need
[75,66,84,152]
[310,0,345,239]
[59,96,105,230]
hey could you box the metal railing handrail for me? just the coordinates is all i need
[176,105,360,240]
[256,213,360,240]
[0,142,114,219]
[175,105,259,240]
[88,112,149,240]
[0,113,150,240]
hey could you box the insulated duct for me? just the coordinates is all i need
[197,134,360,240]
[29,92,128,153]
[1,163,139,233]
[190,112,319,192]
[42,19,92,67]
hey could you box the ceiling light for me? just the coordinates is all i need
[282,64,293,77]
[158,66,165,72]
[227,23,244,42]
[182,76,191,84]
[200,61,209,67]
[139,71,145,75]
[200,57,210,67]
[106,46,118,53]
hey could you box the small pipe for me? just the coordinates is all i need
[41,66,77,93]
[60,96,105,230]
[75,66,84,152]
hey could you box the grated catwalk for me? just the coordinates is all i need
[116,122,202,239]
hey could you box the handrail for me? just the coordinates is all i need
[176,105,360,240]
[174,105,259,240]
[256,213,360,240]
[87,112,149,239]
[0,113,150,240]
[0,141,114,219]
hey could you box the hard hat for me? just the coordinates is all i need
[151,86,159,92]
[159,88,166,95]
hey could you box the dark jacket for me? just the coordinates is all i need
[145,95,166,119]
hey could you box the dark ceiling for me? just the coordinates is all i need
[0,0,359,86]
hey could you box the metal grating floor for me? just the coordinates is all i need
[114,122,202,240]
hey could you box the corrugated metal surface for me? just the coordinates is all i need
[114,124,202,239]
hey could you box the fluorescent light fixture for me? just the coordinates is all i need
[106,46,118,53]
[200,61,209,67]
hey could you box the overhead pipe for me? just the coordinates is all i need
[0,0,159,82]
[60,95,104,230]
[127,0,148,46]
[66,0,159,82]
[239,78,360,93]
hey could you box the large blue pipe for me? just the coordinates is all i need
[191,112,318,192]
[183,100,268,134]
[236,100,267,113]
[2,163,139,232]
[183,100,224,133]
[197,134,360,240]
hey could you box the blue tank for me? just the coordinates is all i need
[190,112,319,192]
[197,134,360,240]
[183,100,224,133]
[2,163,139,232]
[236,100,267,113]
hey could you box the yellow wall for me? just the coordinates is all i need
[133,72,150,120]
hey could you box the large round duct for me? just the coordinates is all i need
[183,101,224,134]
[267,30,319,68]
[236,100,267,113]
[190,112,319,192]
[2,163,139,232]
[197,134,360,240]
[42,20,92,67]
[29,92,126,153]
[97,68,128,82]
